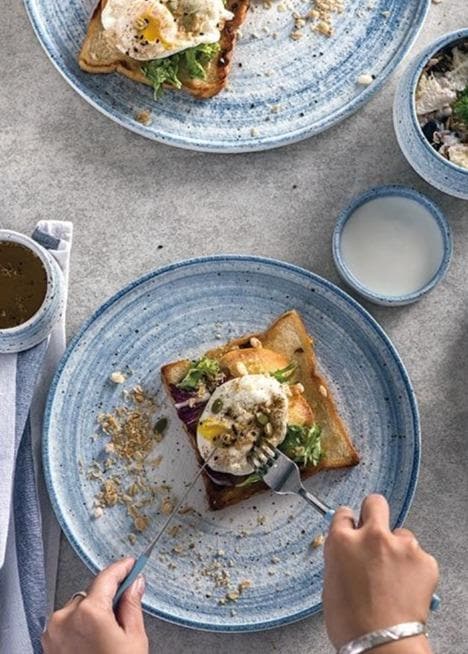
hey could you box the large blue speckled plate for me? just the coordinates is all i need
[25,0,429,151]
[43,256,419,631]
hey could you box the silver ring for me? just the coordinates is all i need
[71,591,87,602]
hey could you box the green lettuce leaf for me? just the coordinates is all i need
[453,86,468,124]
[141,43,221,99]
[279,423,322,467]
[177,356,222,391]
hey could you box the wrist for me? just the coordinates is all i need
[368,634,432,654]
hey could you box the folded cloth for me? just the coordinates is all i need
[0,221,73,654]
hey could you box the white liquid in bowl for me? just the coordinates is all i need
[340,196,445,297]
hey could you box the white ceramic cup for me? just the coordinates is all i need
[0,229,65,353]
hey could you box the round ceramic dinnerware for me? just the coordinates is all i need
[394,28,468,200]
[332,186,453,306]
[25,0,429,152]
[43,255,420,632]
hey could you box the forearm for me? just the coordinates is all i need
[369,634,432,654]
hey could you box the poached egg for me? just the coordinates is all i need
[101,0,233,61]
[197,375,289,476]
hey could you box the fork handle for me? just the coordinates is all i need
[298,487,335,523]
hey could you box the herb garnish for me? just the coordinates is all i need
[271,361,297,383]
[142,43,221,99]
[279,423,322,467]
[454,86,468,125]
[178,356,222,391]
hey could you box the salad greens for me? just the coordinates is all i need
[177,356,222,391]
[454,86,468,124]
[141,43,220,98]
[236,472,263,487]
[280,423,322,468]
[235,423,323,487]
[271,361,297,383]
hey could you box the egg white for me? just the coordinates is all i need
[197,375,288,476]
[101,0,233,61]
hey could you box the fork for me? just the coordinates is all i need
[249,441,335,523]
[249,441,441,612]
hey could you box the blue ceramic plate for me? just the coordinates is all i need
[43,256,419,632]
[25,0,429,152]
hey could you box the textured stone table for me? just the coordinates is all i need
[2,0,467,651]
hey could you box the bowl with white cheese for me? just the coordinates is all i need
[393,29,468,200]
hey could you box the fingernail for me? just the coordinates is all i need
[132,574,145,598]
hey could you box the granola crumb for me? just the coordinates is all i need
[110,371,126,384]
[238,579,252,592]
[357,73,374,86]
[161,497,174,515]
[249,128,259,138]
[271,555,280,564]
[318,384,328,397]
[128,533,137,545]
[290,30,303,40]
[311,533,326,549]
[135,110,152,126]
[93,507,104,519]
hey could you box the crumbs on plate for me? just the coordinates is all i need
[84,377,255,607]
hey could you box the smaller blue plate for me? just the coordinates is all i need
[332,185,452,306]
[43,255,420,632]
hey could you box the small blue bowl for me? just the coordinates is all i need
[332,185,453,306]
[393,29,468,200]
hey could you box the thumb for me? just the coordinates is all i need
[117,574,146,634]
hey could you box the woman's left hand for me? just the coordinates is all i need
[42,557,149,654]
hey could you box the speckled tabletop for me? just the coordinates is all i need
[2,0,468,651]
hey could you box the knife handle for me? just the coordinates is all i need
[113,553,149,609]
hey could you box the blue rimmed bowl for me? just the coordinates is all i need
[332,185,453,306]
[393,29,468,200]
[0,230,65,353]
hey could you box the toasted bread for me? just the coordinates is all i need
[162,311,359,509]
[78,0,249,99]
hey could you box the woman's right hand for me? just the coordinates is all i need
[323,494,439,652]
[42,558,149,654]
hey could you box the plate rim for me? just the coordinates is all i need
[43,254,421,631]
[23,0,430,153]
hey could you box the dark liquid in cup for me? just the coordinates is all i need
[0,241,48,328]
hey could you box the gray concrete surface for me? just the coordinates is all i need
[2,0,468,651]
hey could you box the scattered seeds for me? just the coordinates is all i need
[110,371,126,384]
[135,110,153,126]
[311,533,326,549]
[357,73,374,86]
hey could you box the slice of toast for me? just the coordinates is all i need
[78,0,249,99]
[162,310,359,509]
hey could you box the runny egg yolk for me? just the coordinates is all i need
[136,13,171,48]
[198,419,229,441]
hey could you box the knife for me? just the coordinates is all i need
[113,449,215,608]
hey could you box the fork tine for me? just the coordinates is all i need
[259,441,276,460]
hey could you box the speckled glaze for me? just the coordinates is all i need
[24,0,429,152]
[43,256,420,631]
[332,185,453,306]
[394,29,468,200]
[0,230,65,353]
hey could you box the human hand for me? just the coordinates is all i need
[42,557,149,654]
[323,494,439,651]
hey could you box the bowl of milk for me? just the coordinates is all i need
[332,186,452,306]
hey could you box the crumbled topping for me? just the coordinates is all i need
[318,384,328,397]
[135,110,153,126]
[110,371,126,384]
[357,73,374,86]
[311,533,326,548]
